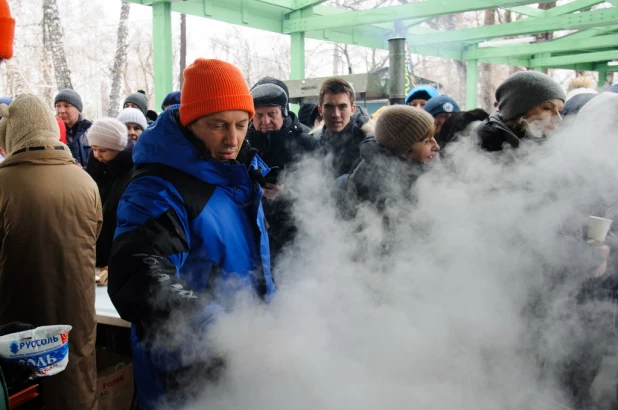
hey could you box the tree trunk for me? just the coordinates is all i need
[480,9,496,112]
[43,0,73,90]
[40,16,54,107]
[333,44,340,76]
[108,2,131,118]
[179,13,187,89]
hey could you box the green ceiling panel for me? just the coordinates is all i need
[463,33,618,60]
[407,8,618,47]
[282,0,559,33]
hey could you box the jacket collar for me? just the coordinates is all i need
[0,145,75,169]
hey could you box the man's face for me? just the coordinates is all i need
[55,102,80,129]
[126,123,143,142]
[433,112,453,136]
[408,99,427,110]
[253,106,284,133]
[403,135,440,164]
[319,93,356,134]
[188,110,250,162]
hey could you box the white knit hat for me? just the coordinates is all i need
[116,107,147,131]
[87,118,128,151]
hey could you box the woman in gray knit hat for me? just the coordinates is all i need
[476,71,565,152]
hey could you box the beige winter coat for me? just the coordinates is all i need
[0,145,102,410]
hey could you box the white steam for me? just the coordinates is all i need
[180,99,618,410]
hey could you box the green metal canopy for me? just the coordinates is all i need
[122,0,618,109]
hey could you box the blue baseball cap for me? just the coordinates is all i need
[424,95,461,117]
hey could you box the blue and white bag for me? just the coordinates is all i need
[0,325,72,378]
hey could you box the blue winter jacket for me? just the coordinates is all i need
[107,107,276,409]
[66,116,92,167]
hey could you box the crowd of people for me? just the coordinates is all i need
[2,0,618,409]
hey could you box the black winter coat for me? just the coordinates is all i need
[86,148,134,267]
[348,134,425,210]
[475,112,527,152]
[247,112,318,182]
[66,117,93,167]
[247,112,319,263]
[315,106,371,178]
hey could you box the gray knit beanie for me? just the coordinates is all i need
[375,105,435,156]
[87,118,128,151]
[123,90,148,116]
[117,107,148,131]
[54,88,83,112]
[496,71,566,121]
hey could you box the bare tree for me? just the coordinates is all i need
[43,0,73,90]
[108,2,131,117]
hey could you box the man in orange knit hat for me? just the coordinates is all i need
[0,0,14,64]
[108,59,276,409]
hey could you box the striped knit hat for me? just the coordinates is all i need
[179,59,255,127]
[375,105,435,156]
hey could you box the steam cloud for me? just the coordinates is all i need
[178,102,618,410]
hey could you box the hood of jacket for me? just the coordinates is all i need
[476,112,525,152]
[133,108,269,192]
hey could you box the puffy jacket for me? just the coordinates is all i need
[247,112,318,177]
[65,116,92,167]
[86,148,134,267]
[475,112,526,152]
[108,108,276,409]
[348,134,425,210]
[315,106,371,178]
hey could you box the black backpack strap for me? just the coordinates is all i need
[130,163,215,222]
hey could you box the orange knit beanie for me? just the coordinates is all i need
[179,58,255,127]
[0,0,15,60]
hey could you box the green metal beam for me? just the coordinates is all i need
[407,8,618,47]
[283,0,558,33]
[530,50,618,66]
[502,6,545,18]
[466,60,478,109]
[172,0,283,32]
[253,0,295,8]
[289,9,306,80]
[293,0,327,9]
[152,1,173,110]
[463,33,618,60]
[551,25,618,42]
[544,0,606,17]
[480,56,531,66]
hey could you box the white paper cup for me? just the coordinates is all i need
[587,216,613,242]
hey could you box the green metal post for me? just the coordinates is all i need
[534,67,544,72]
[152,1,173,112]
[466,60,478,110]
[597,67,608,91]
[290,31,306,80]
